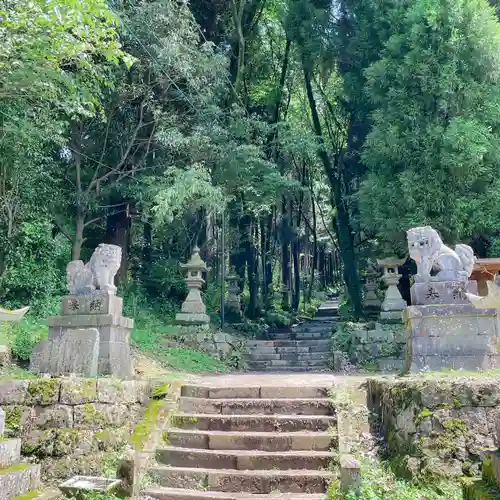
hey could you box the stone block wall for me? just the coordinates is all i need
[367,377,499,478]
[337,321,405,371]
[0,377,153,484]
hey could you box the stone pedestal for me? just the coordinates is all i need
[402,303,500,373]
[378,258,406,321]
[175,247,210,327]
[411,280,478,306]
[31,294,133,378]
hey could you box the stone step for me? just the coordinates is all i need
[271,332,331,341]
[0,439,21,467]
[156,447,333,470]
[166,429,334,451]
[171,414,337,432]
[149,466,333,493]
[309,316,338,322]
[180,386,331,400]
[245,366,330,373]
[178,398,333,415]
[273,340,330,348]
[247,340,330,351]
[247,360,330,370]
[273,345,331,354]
[0,463,40,498]
[292,323,337,332]
[247,353,330,362]
[143,487,326,500]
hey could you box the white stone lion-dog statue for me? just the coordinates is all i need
[67,243,122,295]
[407,226,475,283]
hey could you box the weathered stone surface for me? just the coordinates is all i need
[60,378,97,405]
[61,294,123,317]
[340,454,361,494]
[97,378,127,404]
[66,243,122,296]
[367,377,500,479]
[0,438,21,467]
[407,226,475,283]
[98,340,133,379]
[26,379,61,406]
[403,303,500,373]
[0,344,11,366]
[411,280,478,306]
[0,380,29,405]
[0,463,40,498]
[0,407,5,436]
[59,475,122,496]
[30,328,100,377]
[35,405,73,429]
[48,314,133,329]
[73,403,132,429]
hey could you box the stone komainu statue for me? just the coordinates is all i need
[67,244,122,295]
[407,226,475,283]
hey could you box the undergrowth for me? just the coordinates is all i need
[328,458,462,499]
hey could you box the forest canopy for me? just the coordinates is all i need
[2,0,500,322]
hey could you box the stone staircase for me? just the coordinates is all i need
[143,382,338,499]
[0,408,41,499]
[246,299,339,372]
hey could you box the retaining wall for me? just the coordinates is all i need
[367,377,499,478]
[0,377,154,484]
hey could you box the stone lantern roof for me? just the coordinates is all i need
[180,246,207,272]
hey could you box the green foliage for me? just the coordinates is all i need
[264,310,294,328]
[331,322,355,353]
[11,319,48,361]
[1,0,130,111]
[328,457,462,499]
[0,222,69,314]
[359,0,500,251]
[153,166,227,225]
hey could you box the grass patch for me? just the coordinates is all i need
[0,365,36,380]
[328,458,462,499]
[130,310,229,373]
[152,347,229,373]
[413,368,500,378]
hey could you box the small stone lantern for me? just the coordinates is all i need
[377,258,407,320]
[175,246,210,327]
[363,265,381,310]
[225,266,242,322]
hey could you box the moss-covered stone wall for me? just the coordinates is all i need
[0,377,153,484]
[367,377,499,479]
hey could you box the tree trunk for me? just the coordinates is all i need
[303,66,362,318]
[281,198,290,310]
[292,237,300,311]
[307,190,318,302]
[142,220,153,279]
[105,204,130,285]
[72,211,85,261]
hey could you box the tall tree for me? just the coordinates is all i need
[359,0,500,253]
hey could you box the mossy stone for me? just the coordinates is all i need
[26,379,60,406]
[130,399,164,451]
[5,406,23,435]
[60,378,97,405]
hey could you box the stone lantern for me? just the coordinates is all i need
[363,265,381,310]
[225,266,242,322]
[175,246,210,327]
[377,258,407,320]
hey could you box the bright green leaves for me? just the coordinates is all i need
[0,0,127,114]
